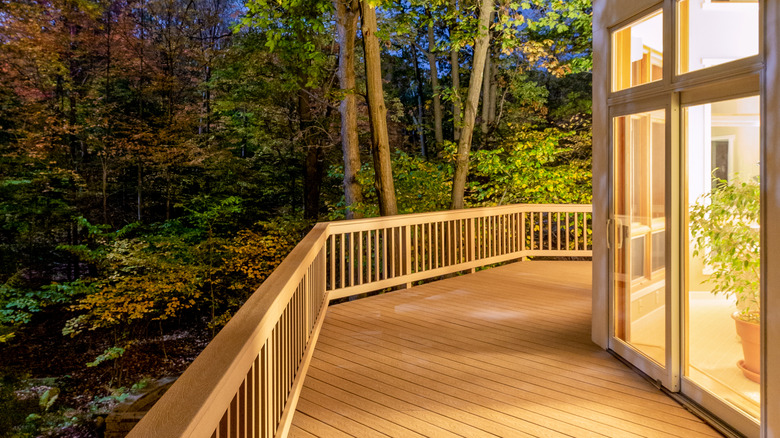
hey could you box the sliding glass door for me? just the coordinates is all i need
[601,0,764,435]
[682,95,761,429]
[611,109,670,385]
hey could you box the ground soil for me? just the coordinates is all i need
[0,312,211,437]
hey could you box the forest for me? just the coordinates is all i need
[0,0,592,435]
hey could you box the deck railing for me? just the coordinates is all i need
[128,204,592,438]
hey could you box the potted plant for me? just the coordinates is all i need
[689,178,760,383]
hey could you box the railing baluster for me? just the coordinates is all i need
[433,221,439,269]
[456,219,462,263]
[479,216,483,260]
[246,360,254,438]
[507,214,512,254]
[445,221,451,266]
[490,215,495,257]
[329,240,334,292]
[504,215,509,254]
[381,228,388,280]
[366,230,372,283]
[497,215,502,255]
[575,212,580,250]
[450,220,455,265]
[238,381,246,438]
[389,228,396,278]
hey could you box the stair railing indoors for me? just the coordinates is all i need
[127,204,592,438]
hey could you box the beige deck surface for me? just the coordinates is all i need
[289,261,722,437]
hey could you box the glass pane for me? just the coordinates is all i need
[613,109,666,366]
[685,96,760,420]
[612,11,663,91]
[678,0,759,74]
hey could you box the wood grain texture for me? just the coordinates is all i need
[291,261,722,437]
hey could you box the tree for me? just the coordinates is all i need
[450,0,493,209]
[241,0,335,220]
[360,0,398,216]
[333,0,364,219]
[449,0,462,142]
[426,13,444,146]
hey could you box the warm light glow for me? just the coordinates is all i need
[613,109,667,365]
[612,11,663,91]
[684,96,760,419]
[678,0,759,74]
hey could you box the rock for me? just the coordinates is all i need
[104,377,176,438]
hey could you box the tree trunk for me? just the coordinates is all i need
[360,0,397,216]
[137,159,142,222]
[101,155,108,224]
[488,60,497,125]
[334,0,363,219]
[412,44,426,158]
[450,0,492,210]
[299,89,322,220]
[102,7,112,225]
[450,0,461,142]
[480,45,491,144]
[427,20,443,146]
[165,167,171,220]
[304,143,324,220]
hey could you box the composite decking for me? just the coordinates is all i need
[289,261,722,438]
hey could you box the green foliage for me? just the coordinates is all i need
[239,0,333,87]
[330,150,452,218]
[57,200,305,341]
[689,178,760,322]
[0,282,88,343]
[86,347,126,368]
[0,374,80,437]
[0,374,30,435]
[514,0,593,76]
[224,219,306,285]
[38,387,59,412]
[469,127,592,206]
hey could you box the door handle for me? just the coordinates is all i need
[607,218,612,249]
[616,223,625,249]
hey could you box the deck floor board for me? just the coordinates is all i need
[291,261,722,437]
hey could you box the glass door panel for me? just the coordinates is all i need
[613,109,667,368]
[684,96,761,421]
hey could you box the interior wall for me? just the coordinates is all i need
[686,1,759,70]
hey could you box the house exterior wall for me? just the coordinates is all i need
[762,1,778,434]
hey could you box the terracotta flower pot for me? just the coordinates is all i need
[732,312,760,383]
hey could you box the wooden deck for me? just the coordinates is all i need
[289,261,721,438]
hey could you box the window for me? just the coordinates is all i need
[612,10,663,91]
[678,0,759,74]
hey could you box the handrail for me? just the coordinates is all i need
[127,204,592,438]
[325,204,592,299]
